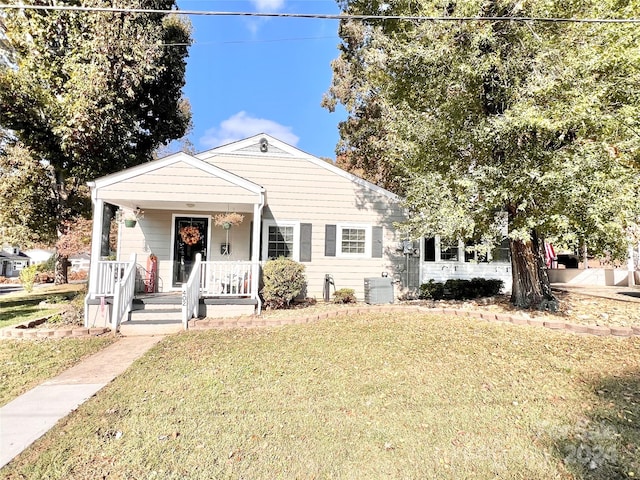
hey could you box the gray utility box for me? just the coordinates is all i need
[364,277,394,304]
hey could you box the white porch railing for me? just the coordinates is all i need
[200,261,255,297]
[92,260,132,297]
[182,253,202,330]
[111,253,137,332]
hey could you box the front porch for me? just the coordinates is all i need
[85,256,261,332]
[86,290,258,335]
[85,152,266,332]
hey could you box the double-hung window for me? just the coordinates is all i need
[440,240,459,261]
[263,221,300,261]
[337,224,371,257]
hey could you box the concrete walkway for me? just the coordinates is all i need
[552,283,640,303]
[0,335,164,469]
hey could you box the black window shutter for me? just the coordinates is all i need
[372,226,383,258]
[325,224,336,257]
[300,223,312,262]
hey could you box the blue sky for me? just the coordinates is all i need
[177,0,345,159]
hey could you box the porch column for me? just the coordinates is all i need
[251,198,264,311]
[88,197,104,296]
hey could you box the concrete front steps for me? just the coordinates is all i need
[114,296,182,336]
[117,295,258,336]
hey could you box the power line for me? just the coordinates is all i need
[0,4,639,24]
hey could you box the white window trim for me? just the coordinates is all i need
[336,224,372,258]
[262,220,300,262]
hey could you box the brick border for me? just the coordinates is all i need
[5,304,636,339]
[1,315,110,340]
[188,304,640,338]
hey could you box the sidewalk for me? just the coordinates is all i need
[552,283,640,303]
[0,335,164,469]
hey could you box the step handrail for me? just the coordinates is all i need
[181,253,202,330]
[111,253,137,332]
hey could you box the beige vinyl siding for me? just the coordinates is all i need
[209,220,252,262]
[117,210,173,292]
[110,146,407,299]
[98,161,258,204]
[118,210,255,292]
[200,153,406,300]
[301,224,403,300]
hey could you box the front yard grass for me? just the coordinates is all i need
[0,283,86,329]
[3,312,639,479]
[0,336,116,407]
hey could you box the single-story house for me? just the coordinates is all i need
[86,134,411,329]
[84,134,514,330]
[1,246,31,278]
[86,134,511,326]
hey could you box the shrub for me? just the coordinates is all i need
[469,277,503,297]
[443,279,469,299]
[41,254,56,272]
[35,271,55,283]
[261,257,306,309]
[68,270,88,281]
[419,278,503,301]
[418,280,445,300]
[19,265,39,292]
[333,288,356,304]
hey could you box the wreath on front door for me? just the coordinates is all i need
[180,226,201,245]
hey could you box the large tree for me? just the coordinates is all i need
[325,0,640,308]
[0,0,192,282]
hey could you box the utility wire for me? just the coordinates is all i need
[0,4,639,24]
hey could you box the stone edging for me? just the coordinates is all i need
[189,304,640,338]
[1,315,110,340]
[4,305,639,339]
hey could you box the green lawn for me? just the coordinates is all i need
[0,283,86,329]
[2,312,639,479]
[0,336,116,407]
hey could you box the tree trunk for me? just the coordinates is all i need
[54,253,69,285]
[510,231,557,310]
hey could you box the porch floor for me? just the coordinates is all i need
[132,292,257,306]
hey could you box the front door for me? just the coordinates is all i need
[173,217,208,287]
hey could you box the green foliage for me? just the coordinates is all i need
[261,257,307,309]
[18,265,38,293]
[0,144,61,246]
[0,1,192,267]
[326,0,640,305]
[418,280,445,300]
[333,288,357,304]
[41,254,56,273]
[419,278,503,301]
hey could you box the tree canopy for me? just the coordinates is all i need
[325,0,640,307]
[0,0,192,280]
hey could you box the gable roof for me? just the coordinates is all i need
[89,151,264,195]
[196,133,401,202]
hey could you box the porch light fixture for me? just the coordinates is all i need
[186,203,195,208]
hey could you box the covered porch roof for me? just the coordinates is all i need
[88,152,265,212]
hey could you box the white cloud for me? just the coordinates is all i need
[199,111,299,149]
[250,0,285,11]
[245,0,285,34]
